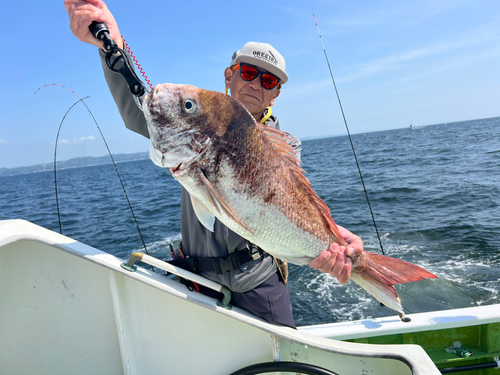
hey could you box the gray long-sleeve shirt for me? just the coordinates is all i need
[100,49,302,292]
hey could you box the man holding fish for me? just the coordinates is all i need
[65,0,365,327]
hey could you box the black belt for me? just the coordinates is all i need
[169,243,268,275]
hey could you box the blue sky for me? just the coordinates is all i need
[1,0,499,169]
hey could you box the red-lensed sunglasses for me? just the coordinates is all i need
[231,63,281,90]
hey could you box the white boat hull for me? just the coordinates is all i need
[0,219,453,374]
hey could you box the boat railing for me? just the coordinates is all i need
[120,252,233,309]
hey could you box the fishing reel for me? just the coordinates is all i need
[89,21,147,97]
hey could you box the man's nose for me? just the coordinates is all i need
[248,77,262,90]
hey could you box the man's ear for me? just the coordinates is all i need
[224,67,233,91]
[269,89,281,106]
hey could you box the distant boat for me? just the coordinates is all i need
[410,124,426,130]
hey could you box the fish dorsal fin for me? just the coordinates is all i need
[257,124,299,160]
[196,168,251,233]
[190,195,216,232]
[257,124,346,245]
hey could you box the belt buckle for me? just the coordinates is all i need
[214,254,240,275]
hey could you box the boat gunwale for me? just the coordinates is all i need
[298,304,500,341]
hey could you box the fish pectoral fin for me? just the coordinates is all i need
[196,168,252,234]
[190,195,216,232]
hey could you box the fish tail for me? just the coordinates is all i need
[351,251,438,314]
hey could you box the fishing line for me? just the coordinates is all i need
[35,84,151,257]
[312,14,386,256]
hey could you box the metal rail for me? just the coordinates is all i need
[121,252,232,309]
[439,356,500,373]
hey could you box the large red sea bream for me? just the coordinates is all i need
[144,83,437,315]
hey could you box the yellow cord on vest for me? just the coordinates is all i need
[260,106,272,124]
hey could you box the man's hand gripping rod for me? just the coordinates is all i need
[89,21,147,99]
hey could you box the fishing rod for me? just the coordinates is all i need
[34,84,151,259]
[313,13,386,256]
[52,95,89,234]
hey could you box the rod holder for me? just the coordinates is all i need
[121,252,143,272]
[217,287,233,310]
[121,252,232,310]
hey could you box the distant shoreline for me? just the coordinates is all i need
[0,152,149,177]
[3,115,498,177]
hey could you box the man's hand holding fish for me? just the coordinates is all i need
[309,225,364,284]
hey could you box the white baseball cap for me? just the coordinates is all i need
[230,42,288,84]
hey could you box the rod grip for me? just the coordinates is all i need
[89,21,109,39]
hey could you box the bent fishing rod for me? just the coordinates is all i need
[313,13,386,256]
[35,84,151,261]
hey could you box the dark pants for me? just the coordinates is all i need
[231,273,296,328]
[198,272,296,328]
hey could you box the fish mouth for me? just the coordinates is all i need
[149,138,211,174]
[143,84,172,112]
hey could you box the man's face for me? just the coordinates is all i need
[224,65,281,120]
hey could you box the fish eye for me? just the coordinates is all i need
[183,99,196,113]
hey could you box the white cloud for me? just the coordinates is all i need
[79,135,95,142]
[56,135,95,145]
[0,139,7,144]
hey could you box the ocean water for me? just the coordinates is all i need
[1,117,499,326]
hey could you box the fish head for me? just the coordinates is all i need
[144,83,237,175]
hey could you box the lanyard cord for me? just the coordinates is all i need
[313,13,386,256]
[260,106,273,124]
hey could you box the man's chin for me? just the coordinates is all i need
[239,97,262,113]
